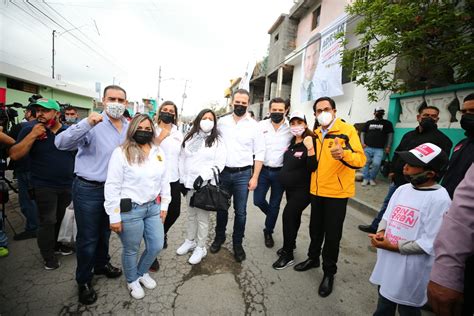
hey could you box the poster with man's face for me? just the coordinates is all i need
[300,14,347,103]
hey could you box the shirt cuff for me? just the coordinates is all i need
[109,213,122,224]
[430,262,465,292]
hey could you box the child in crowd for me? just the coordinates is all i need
[369,143,451,315]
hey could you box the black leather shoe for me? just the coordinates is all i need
[276,245,296,256]
[13,230,37,241]
[318,274,334,297]
[210,239,224,254]
[149,258,160,272]
[272,254,294,270]
[78,282,97,305]
[163,235,168,249]
[233,244,246,262]
[294,258,320,271]
[264,231,274,248]
[358,224,376,234]
[94,263,122,278]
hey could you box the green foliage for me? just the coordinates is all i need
[343,0,474,102]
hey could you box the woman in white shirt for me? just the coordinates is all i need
[150,101,184,272]
[104,114,171,300]
[176,109,226,264]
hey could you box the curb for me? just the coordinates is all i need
[348,197,379,218]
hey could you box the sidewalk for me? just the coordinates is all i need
[350,174,390,218]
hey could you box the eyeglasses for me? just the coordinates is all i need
[460,108,474,115]
[315,107,332,115]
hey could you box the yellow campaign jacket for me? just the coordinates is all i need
[310,118,366,198]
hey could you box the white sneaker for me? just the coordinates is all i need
[370,180,377,186]
[361,179,369,186]
[188,246,207,265]
[176,239,197,255]
[138,273,157,289]
[127,280,145,299]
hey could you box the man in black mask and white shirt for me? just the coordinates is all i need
[358,105,452,234]
[253,97,292,248]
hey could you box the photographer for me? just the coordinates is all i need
[0,131,15,258]
[8,105,39,241]
[9,98,75,270]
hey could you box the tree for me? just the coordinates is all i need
[343,0,474,102]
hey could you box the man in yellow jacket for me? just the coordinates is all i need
[294,97,366,298]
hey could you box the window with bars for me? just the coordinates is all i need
[312,6,321,30]
[342,45,369,84]
[6,78,39,94]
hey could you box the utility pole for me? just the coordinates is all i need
[180,80,189,118]
[157,66,162,105]
[52,30,56,79]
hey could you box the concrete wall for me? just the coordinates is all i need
[268,17,298,74]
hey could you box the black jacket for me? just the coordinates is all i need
[441,136,474,198]
[390,126,453,186]
[279,138,318,189]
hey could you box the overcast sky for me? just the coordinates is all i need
[1,0,294,115]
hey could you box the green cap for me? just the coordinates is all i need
[32,98,60,111]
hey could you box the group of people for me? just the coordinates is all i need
[0,85,473,315]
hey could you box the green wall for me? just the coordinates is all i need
[387,82,474,157]
[0,75,94,121]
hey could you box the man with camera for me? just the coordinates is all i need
[9,98,75,269]
[0,130,15,257]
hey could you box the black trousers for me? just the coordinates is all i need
[163,181,181,234]
[282,187,311,254]
[308,195,348,276]
[34,186,72,260]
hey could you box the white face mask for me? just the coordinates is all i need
[200,119,214,133]
[290,126,305,136]
[317,111,333,127]
[106,102,125,119]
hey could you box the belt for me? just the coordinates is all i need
[76,176,105,186]
[263,165,282,171]
[224,165,252,173]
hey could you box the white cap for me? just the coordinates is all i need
[289,111,306,122]
[374,106,385,112]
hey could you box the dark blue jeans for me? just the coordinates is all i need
[215,168,251,245]
[373,291,421,316]
[73,178,111,284]
[16,171,38,232]
[253,167,285,234]
[370,182,399,230]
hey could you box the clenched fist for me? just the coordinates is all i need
[87,112,103,127]
[303,136,313,150]
[31,123,47,138]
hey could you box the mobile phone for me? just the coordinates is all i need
[120,198,132,213]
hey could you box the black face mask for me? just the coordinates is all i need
[404,170,433,186]
[375,112,384,119]
[133,130,154,145]
[270,112,284,124]
[460,113,474,135]
[159,111,174,124]
[419,117,437,131]
[233,104,247,117]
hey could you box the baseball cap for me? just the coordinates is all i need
[397,143,448,172]
[289,111,306,122]
[374,106,385,112]
[32,98,60,111]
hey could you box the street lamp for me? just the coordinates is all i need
[156,66,175,104]
[180,79,190,118]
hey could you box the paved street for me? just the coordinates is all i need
[0,191,413,315]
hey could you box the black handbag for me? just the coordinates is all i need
[189,167,231,212]
[380,156,391,178]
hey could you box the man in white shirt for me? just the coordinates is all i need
[254,98,292,248]
[210,89,265,262]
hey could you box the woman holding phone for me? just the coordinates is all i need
[104,114,170,300]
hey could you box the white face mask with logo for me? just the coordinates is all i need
[317,111,333,127]
[200,119,214,133]
[106,102,125,119]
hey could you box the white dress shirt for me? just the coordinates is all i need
[217,113,265,167]
[258,119,292,167]
[178,132,227,189]
[155,124,183,182]
[104,145,171,224]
